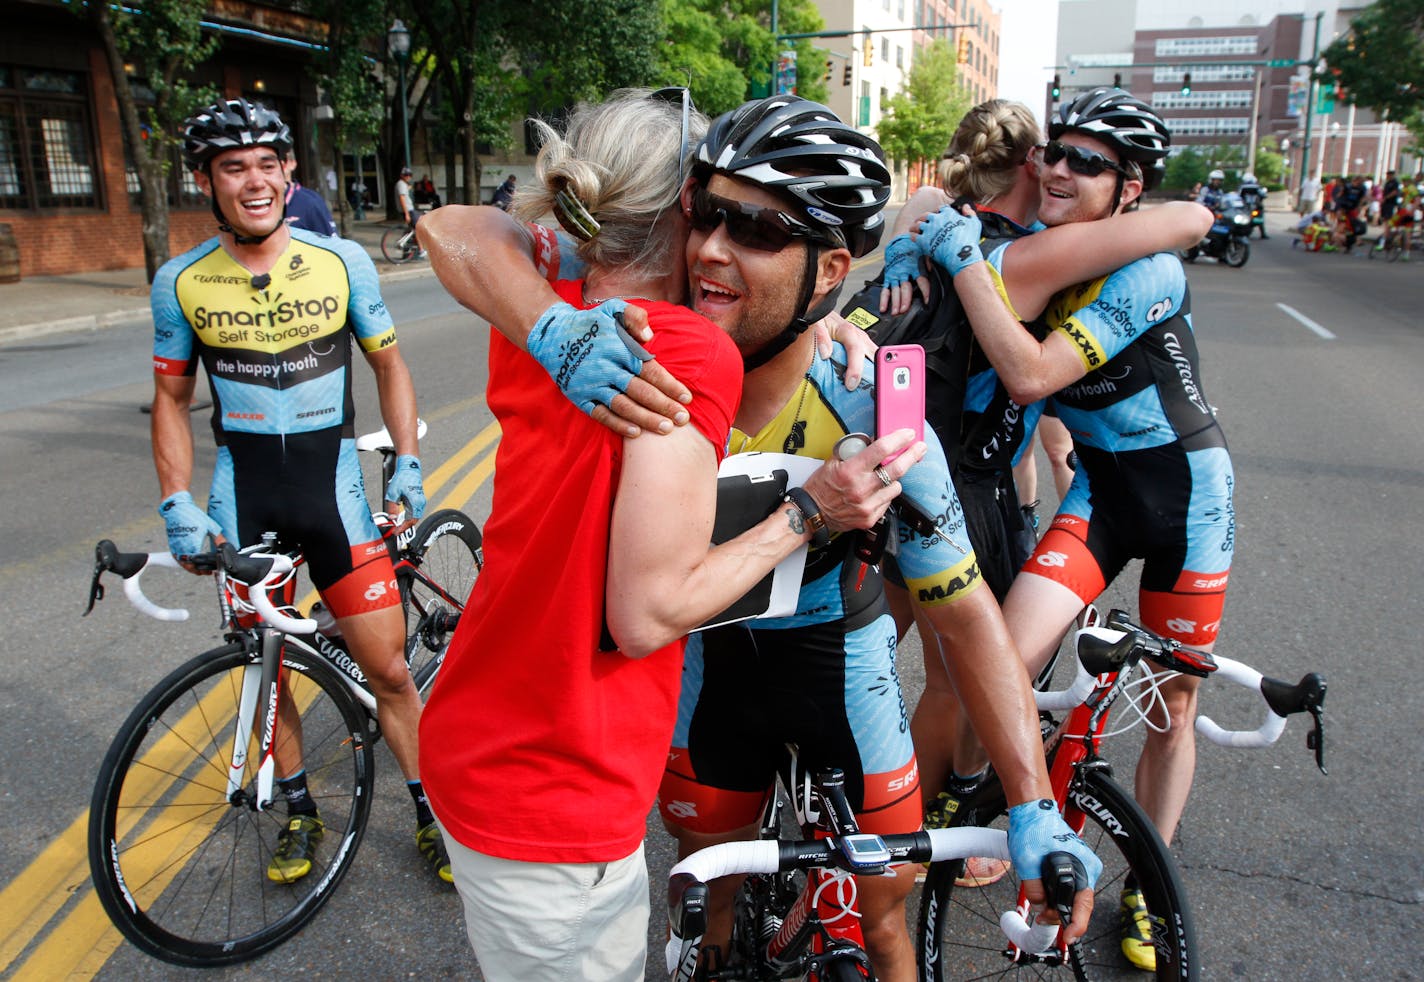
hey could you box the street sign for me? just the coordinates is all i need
[776,49,797,96]
[1268,58,1295,67]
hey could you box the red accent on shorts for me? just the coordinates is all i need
[1139,590,1225,647]
[1171,568,1231,594]
[1022,525,1107,603]
[658,758,765,834]
[857,757,924,835]
[153,357,190,376]
[322,541,400,617]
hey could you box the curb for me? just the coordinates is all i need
[0,262,436,348]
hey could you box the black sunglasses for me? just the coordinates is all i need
[1039,140,1129,179]
[684,184,831,253]
[650,86,693,187]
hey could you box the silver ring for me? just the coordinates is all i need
[874,465,893,488]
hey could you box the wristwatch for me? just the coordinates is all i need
[784,487,831,548]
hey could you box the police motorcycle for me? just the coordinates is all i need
[1181,191,1251,267]
[1238,175,1268,238]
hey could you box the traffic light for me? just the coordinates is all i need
[1180,72,1192,95]
[956,35,970,64]
[824,59,833,82]
[1051,74,1061,99]
[843,64,852,86]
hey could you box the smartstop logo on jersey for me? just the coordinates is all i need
[194,295,343,339]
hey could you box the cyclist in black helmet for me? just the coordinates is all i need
[919,87,1233,972]
[419,95,1102,979]
[152,98,449,884]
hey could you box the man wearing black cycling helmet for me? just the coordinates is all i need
[420,95,1100,980]
[150,98,448,884]
[922,87,1234,972]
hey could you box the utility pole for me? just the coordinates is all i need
[1298,11,1323,207]
[1247,67,1263,175]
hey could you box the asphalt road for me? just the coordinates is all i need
[0,232,1419,981]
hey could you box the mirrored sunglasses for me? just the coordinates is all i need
[683,184,827,253]
[1039,140,1129,179]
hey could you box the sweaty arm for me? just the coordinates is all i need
[921,590,1049,807]
[997,201,1210,320]
[417,205,690,435]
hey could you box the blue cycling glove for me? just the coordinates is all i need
[526,299,653,416]
[384,454,426,520]
[918,205,985,276]
[158,491,223,560]
[881,234,921,293]
[1007,798,1103,887]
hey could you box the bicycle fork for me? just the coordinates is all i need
[225,629,284,811]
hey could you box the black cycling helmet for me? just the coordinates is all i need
[1049,87,1170,193]
[693,97,891,369]
[181,98,293,172]
[693,96,890,259]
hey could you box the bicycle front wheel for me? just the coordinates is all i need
[400,507,482,693]
[88,642,375,966]
[916,769,1197,982]
[381,226,415,264]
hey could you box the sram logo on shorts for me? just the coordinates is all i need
[1191,573,1230,590]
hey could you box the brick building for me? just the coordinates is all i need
[2,0,328,279]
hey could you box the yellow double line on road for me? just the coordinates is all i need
[0,420,502,980]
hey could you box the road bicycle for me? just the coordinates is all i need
[83,429,482,967]
[664,746,1085,982]
[915,607,1327,982]
[380,221,423,264]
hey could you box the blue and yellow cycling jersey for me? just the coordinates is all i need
[151,228,397,444]
[731,348,983,625]
[1045,253,1225,455]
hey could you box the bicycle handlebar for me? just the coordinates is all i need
[1033,612,1327,771]
[86,539,315,635]
[119,550,190,622]
[1194,655,1327,751]
[665,827,1010,978]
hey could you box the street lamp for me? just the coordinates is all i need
[387,19,411,172]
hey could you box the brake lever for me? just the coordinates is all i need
[83,564,106,616]
[1307,703,1327,775]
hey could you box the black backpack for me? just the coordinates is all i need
[838,256,973,464]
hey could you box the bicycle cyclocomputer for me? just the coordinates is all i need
[837,833,892,872]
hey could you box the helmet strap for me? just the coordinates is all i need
[741,246,844,372]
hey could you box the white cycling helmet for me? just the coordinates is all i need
[1208,169,1225,182]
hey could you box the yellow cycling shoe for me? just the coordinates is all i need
[267,814,324,883]
[1119,885,1157,972]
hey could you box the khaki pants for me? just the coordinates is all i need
[437,818,649,982]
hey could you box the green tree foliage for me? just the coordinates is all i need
[83,0,219,280]
[1320,0,1424,124]
[876,40,971,170]
[654,0,827,117]
[1252,140,1285,188]
[1162,146,1208,191]
[304,0,386,234]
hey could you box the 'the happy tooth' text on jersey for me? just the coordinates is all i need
[151,228,397,444]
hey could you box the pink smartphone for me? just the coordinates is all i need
[875,344,926,465]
